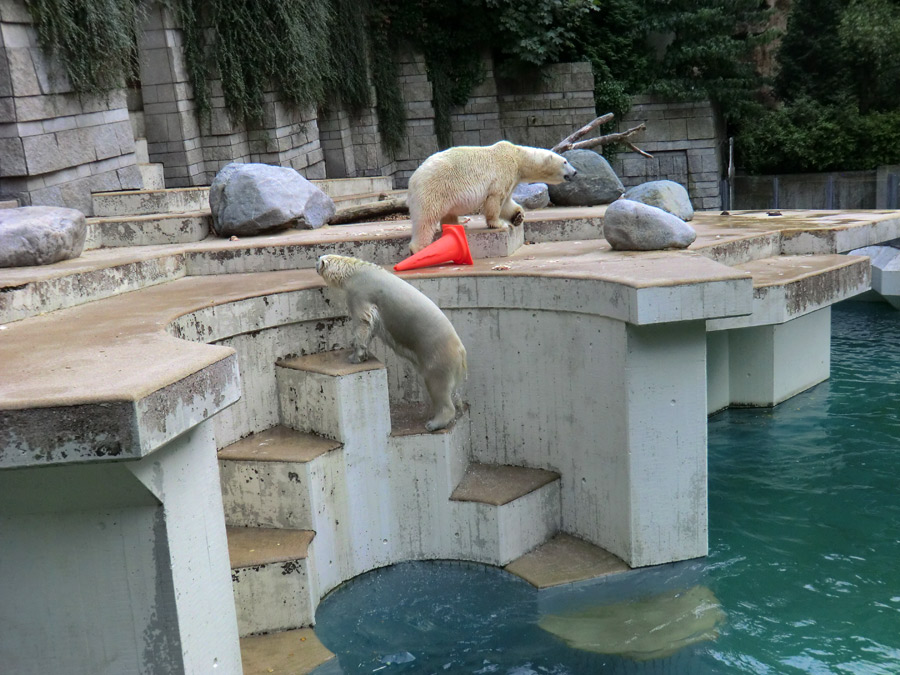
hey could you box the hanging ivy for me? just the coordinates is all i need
[25,0,145,96]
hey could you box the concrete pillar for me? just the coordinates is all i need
[708,307,832,408]
[0,419,241,675]
[617,320,709,567]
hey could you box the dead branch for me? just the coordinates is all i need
[557,122,648,153]
[551,113,614,153]
[329,197,408,225]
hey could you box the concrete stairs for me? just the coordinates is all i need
[217,348,565,671]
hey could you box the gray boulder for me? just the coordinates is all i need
[603,198,696,251]
[624,180,694,221]
[209,162,335,237]
[0,206,86,268]
[512,182,550,210]
[548,149,624,206]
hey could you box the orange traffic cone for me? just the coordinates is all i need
[394,223,474,271]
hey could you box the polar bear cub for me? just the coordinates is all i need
[406,140,577,253]
[316,254,467,431]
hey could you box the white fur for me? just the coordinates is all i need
[316,254,467,431]
[406,140,577,253]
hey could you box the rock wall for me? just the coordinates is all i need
[0,0,143,214]
[611,96,724,211]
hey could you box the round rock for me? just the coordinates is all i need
[603,198,697,251]
[209,162,335,237]
[623,180,694,221]
[547,149,624,206]
[512,182,550,210]
[0,206,86,268]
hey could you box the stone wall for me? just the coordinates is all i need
[611,96,724,211]
[498,62,596,149]
[0,0,143,214]
[1,0,599,208]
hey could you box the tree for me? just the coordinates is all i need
[641,0,774,122]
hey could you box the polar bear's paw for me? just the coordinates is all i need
[511,210,525,227]
[348,349,370,364]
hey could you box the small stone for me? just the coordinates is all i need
[603,198,696,251]
[0,206,86,267]
[548,149,624,206]
[209,162,335,237]
[623,180,694,221]
[512,182,550,210]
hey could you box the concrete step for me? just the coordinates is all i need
[449,463,562,566]
[87,210,210,247]
[504,532,630,589]
[0,248,185,324]
[240,628,335,674]
[92,186,209,217]
[227,526,317,637]
[332,188,406,209]
[276,349,391,443]
[91,177,393,218]
[0,199,19,209]
[219,426,342,530]
[139,163,166,191]
[315,175,394,199]
[386,402,471,559]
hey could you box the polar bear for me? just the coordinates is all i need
[316,254,467,431]
[406,140,577,253]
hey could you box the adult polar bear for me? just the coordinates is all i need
[407,140,578,253]
[317,254,467,431]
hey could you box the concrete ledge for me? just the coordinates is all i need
[708,254,870,330]
[0,248,186,324]
[451,463,560,506]
[240,629,334,675]
[90,210,210,247]
[504,533,631,588]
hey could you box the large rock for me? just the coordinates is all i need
[623,180,694,221]
[0,206,86,268]
[547,149,624,206]
[603,198,696,251]
[512,182,550,210]
[209,162,335,237]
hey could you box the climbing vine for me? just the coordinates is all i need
[25,0,145,96]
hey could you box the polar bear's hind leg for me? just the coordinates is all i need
[424,367,457,431]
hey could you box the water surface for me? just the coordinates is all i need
[314,301,900,674]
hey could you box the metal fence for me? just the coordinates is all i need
[721,167,900,211]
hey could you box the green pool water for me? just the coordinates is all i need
[313,301,900,674]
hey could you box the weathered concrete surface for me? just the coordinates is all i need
[849,244,900,309]
[0,420,243,675]
[3,204,900,675]
[240,628,334,675]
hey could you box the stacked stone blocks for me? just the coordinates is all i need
[0,0,142,214]
[612,96,723,211]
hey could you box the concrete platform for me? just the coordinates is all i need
[451,463,560,506]
[505,533,631,589]
[240,628,334,675]
[3,203,899,674]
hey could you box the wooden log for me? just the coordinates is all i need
[329,197,408,225]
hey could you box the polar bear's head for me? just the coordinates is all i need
[518,146,577,185]
[317,254,379,288]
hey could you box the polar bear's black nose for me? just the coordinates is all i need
[565,169,577,182]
